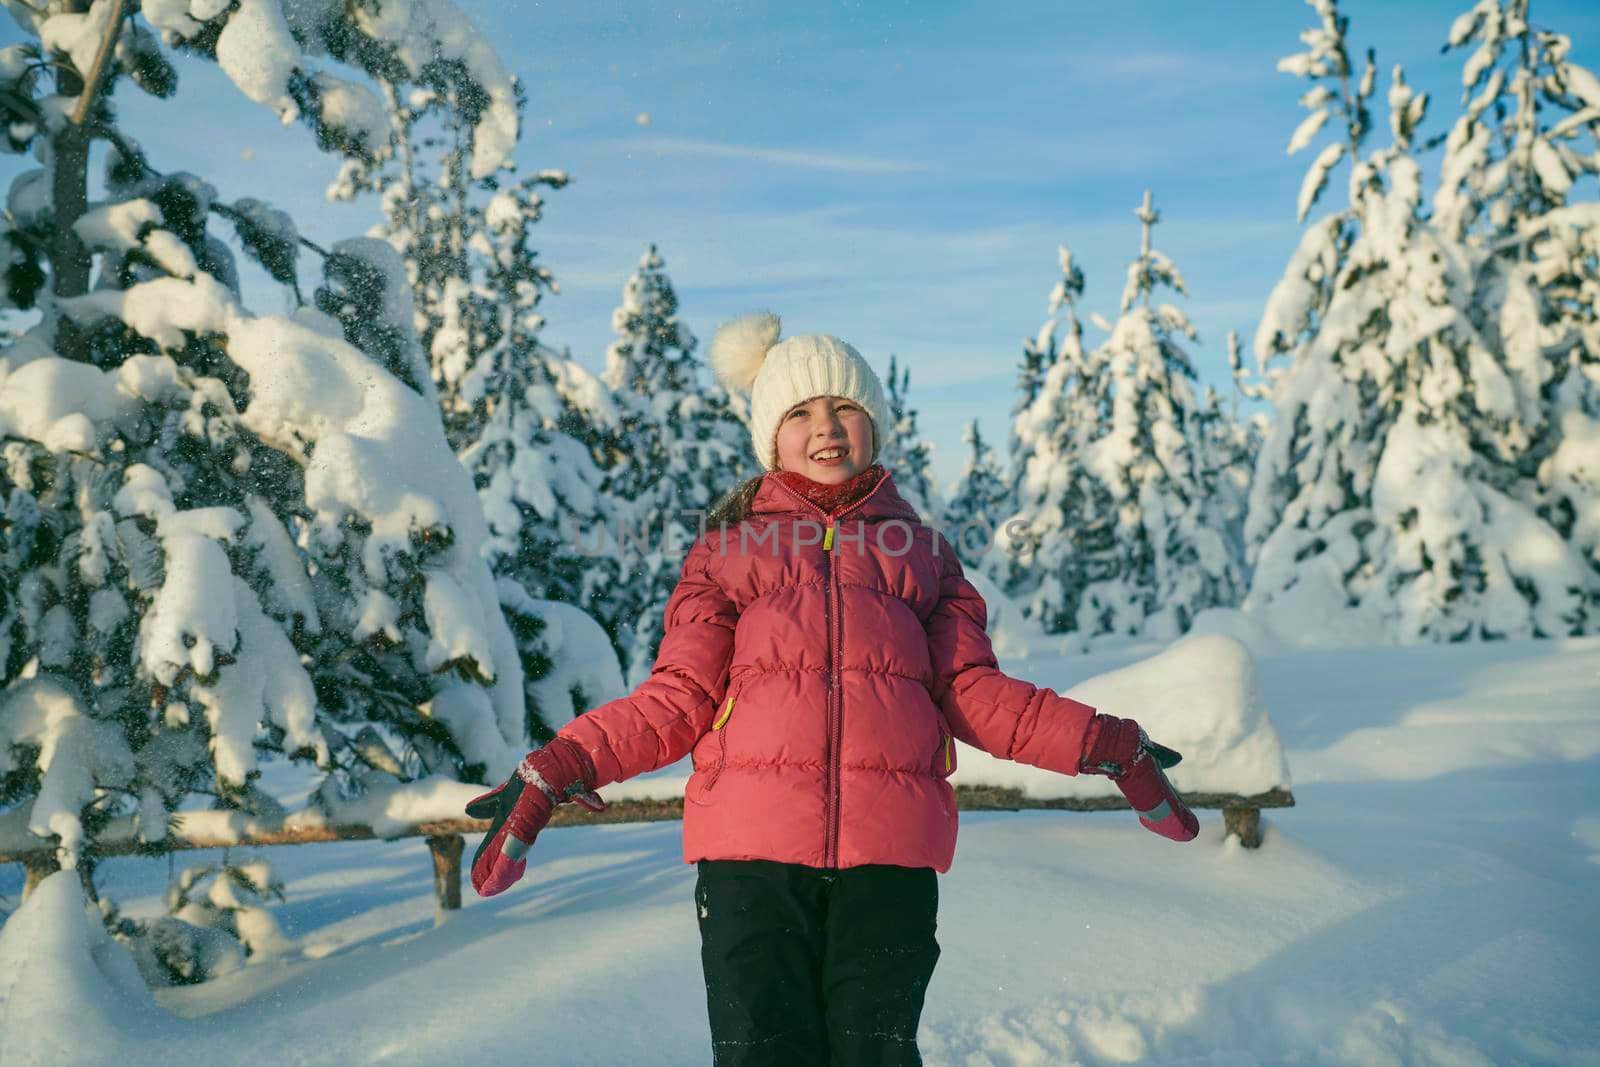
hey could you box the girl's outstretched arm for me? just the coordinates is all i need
[555,534,739,787]
[925,540,1199,842]
[925,539,1095,776]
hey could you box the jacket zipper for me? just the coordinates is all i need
[765,474,893,868]
[826,525,843,864]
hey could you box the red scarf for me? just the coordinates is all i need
[771,463,887,518]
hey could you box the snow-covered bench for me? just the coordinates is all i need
[2,634,1293,909]
[944,630,1296,847]
[0,773,519,909]
[0,795,685,911]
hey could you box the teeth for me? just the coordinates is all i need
[812,448,846,460]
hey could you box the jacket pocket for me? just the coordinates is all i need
[933,720,957,779]
[703,684,739,794]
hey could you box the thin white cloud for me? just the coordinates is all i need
[611,136,926,174]
[1066,49,1269,86]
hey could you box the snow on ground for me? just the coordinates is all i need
[2,634,1598,1066]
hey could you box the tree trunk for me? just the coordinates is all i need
[47,1,94,362]
[49,124,91,299]
[22,852,59,901]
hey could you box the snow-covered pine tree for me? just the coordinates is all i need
[1012,256,1075,418]
[878,354,945,523]
[461,365,629,736]
[325,76,589,445]
[318,33,633,733]
[1069,190,1244,641]
[598,245,755,686]
[312,235,436,403]
[942,419,1012,570]
[1197,331,1269,594]
[1246,0,1597,645]
[1433,0,1600,242]
[998,242,1116,634]
[0,0,522,914]
[1432,0,1600,628]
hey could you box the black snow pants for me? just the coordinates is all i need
[694,858,941,1066]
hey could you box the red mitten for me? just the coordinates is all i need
[1113,751,1199,842]
[464,737,607,897]
[1080,714,1199,843]
[1080,713,1145,776]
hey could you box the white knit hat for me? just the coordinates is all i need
[707,312,890,472]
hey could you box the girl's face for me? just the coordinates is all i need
[773,395,875,483]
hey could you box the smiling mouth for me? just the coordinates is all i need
[810,447,849,461]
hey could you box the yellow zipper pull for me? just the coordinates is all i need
[944,735,952,772]
[824,525,835,551]
[713,695,734,730]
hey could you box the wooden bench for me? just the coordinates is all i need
[1,785,1291,912]
[0,799,687,911]
[950,784,1295,848]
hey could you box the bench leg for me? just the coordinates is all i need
[427,833,465,911]
[1223,806,1262,848]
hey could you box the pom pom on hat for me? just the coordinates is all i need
[709,311,782,395]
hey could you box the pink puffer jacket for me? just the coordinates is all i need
[555,469,1097,873]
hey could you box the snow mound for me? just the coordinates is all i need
[310,773,491,837]
[1187,606,1285,659]
[955,632,1292,799]
[1287,636,1600,784]
[0,873,177,1067]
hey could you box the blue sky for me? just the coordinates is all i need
[7,0,1598,491]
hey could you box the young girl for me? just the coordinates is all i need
[465,313,1198,1066]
